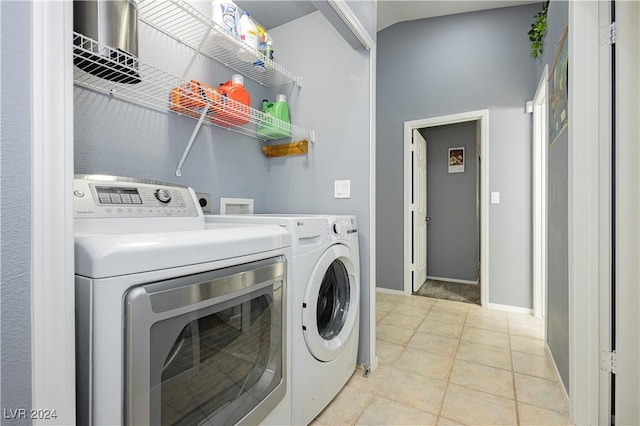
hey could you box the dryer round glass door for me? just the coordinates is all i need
[302,244,359,362]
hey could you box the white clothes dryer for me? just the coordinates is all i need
[73,175,292,426]
[205,214,360,425]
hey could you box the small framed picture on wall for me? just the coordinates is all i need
[448,147,465,173]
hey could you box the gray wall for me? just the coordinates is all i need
[541,0,570,392]
[266,10,373,365]
[421,121,478,282]
[376,4,539,308]
[1,1,33,423]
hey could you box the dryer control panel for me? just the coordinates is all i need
[73,175,204,233]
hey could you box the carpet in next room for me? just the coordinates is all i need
[414,279,480,305]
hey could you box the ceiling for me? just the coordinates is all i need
[234,1,317,30]
[376,1,541,31]
[235,1,541,32]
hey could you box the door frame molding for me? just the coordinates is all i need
[532,65,549,319]
[567,1,606,424]
[403,109,490,307]
[31,1,76,424]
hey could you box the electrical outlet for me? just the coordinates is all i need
[196,192,211,213]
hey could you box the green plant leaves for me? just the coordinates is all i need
[529,1,549,59]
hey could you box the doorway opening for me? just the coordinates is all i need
[403,110,490,307]
[415,122,480,305]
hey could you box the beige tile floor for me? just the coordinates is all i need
[311,292,574,426]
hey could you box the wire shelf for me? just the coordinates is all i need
[138,0,302,88]
[72,32,312,143]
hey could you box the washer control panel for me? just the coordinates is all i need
[330,216,358,241]
[73,175,200,219]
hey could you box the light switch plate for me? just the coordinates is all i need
[334,180,351,199]
[491,192,500,204]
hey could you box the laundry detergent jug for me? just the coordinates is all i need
[211,74,251,127]
[257,94,291,139]
[170,80,221,119]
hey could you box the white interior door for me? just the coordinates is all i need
[412,129,428,292]
[613,0,640,422]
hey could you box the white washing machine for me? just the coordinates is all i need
[73,175,292,426]
[205,214,360,425]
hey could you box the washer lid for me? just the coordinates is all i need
[75,223,290,278]
[206,214,328,238]
[301,244,359,362]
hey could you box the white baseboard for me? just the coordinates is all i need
[545,342,570,405]
[376,287,405,296]
[487,303,533,315]
[427,276,478,285]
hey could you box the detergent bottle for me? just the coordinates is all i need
[237,12,258,62]
[210,0,239,51]
[257,94,291,139]
[212,74,251,127]
[252,24,266,71]
[265,33,274,61]
[211,0,238,41]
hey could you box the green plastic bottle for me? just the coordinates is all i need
[257,94,291,139]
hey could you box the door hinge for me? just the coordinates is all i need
[600,22,617,45]
[600,350,617,374]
